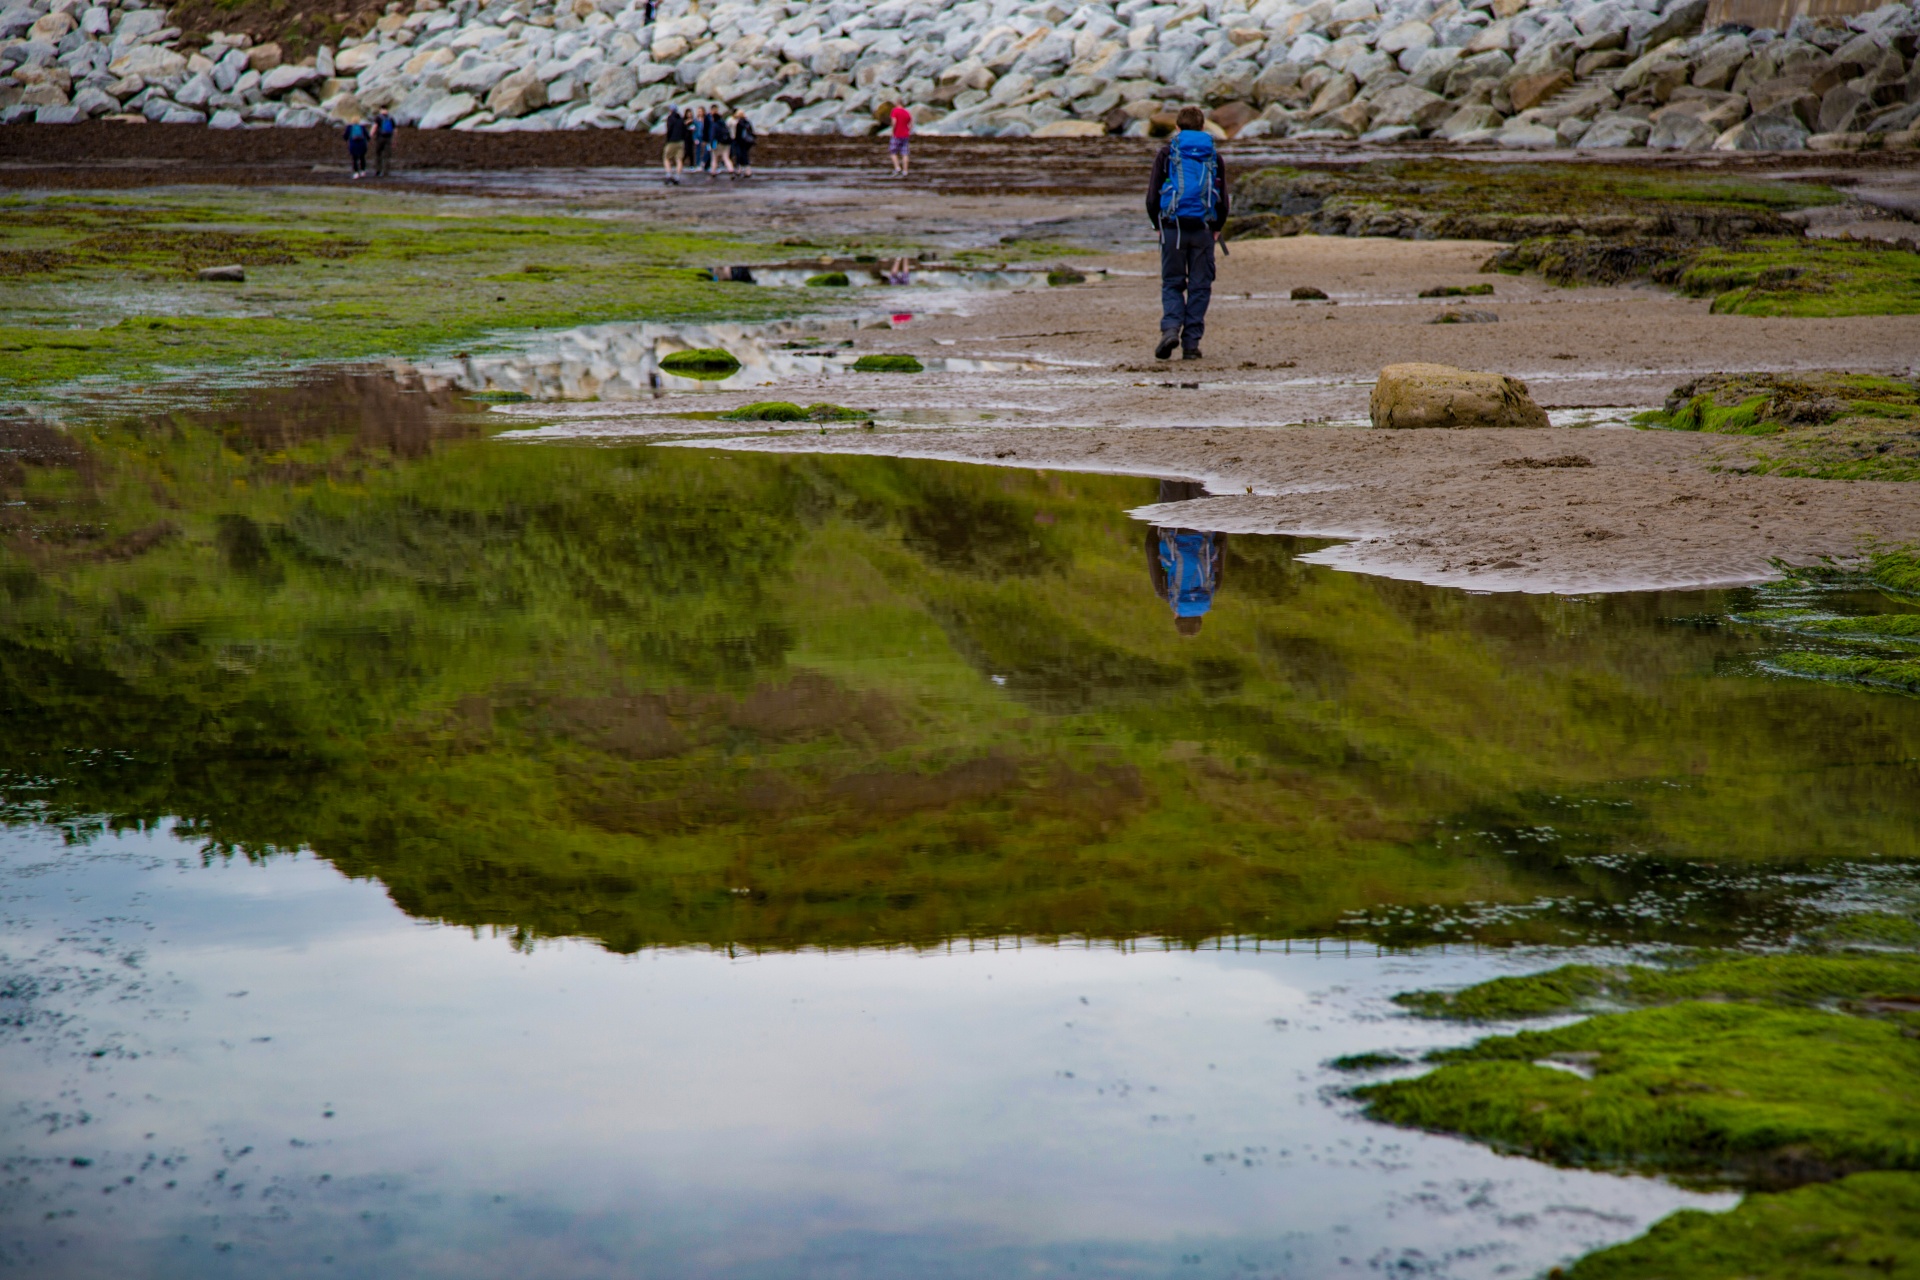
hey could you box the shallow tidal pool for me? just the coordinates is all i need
[3,372,1918,1277]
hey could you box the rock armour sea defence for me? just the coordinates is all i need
[3,0,1917,146]
[1370,362,1550,429]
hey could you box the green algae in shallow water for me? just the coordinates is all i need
[1358,1000,1920,1187]
[805,271,851,287]
[1046,269,1087,286]
[1329,1051,1413,1072]
[1769,652,1920,695]
[1563,1171,1920,1280]
[852,353,923,372]
[721,401,867,422]
[1418,284,1493,298]
[1396,954,1920,1021]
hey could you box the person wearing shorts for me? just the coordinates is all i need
[888,103,911,177]
[662,106,688,185]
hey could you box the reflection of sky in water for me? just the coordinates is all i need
[421,316,1060,401]
[0,823,1730,1280]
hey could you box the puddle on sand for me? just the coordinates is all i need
[708,260,1077,290]
[5,375,1920,1278]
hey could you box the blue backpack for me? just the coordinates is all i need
[1158,129,1218,222]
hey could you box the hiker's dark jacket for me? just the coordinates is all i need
[1147,140,1228,232]
[664,112,689,143]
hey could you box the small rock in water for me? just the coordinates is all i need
[1291,286,1330,300]
[1370,363,1550,430]
[1429,309,1499,324]
[196,265,245,282]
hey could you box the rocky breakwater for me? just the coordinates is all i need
[1,0,1916,143]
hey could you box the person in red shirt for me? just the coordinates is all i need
[888,103,912,178]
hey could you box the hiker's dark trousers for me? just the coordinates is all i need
[375,136,390,176]
[1159,219,1215,345]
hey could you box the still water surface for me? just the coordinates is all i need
[2,373,1916,1276]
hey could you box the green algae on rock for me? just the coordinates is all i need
[659,349,743,378]
[1633,373,1920,482]
[805,271,851,287]
[852,354,924,372]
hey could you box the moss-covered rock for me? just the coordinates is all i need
[659,348,742,379]
[852,353,923,373]
[1046,269,1087,286]
[805,271,851,287]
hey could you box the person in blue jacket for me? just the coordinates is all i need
[1147,105,1229,361]
[342,117,371,180]
[1145,481,1226,636]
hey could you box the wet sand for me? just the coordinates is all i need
[661,234,1920,593]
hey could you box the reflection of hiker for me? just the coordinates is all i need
[662,106,688,185]
[343,118,371,179]
[1148,106,1228,361]
[888,102,912,177]
[373,109,395,177]
[1145,481,1224,636]
[729,109,755,176]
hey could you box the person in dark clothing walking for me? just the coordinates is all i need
[1144,479,1227,636]
[343,117,371,179]
[662,106,688,184]
[1147,105,1228,361]
[729,108,755,176]
[373,109,395,177]
[707,108,734,176]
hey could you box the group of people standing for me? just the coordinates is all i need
[661,105,756,184]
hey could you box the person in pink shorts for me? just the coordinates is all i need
[888,103,912,178]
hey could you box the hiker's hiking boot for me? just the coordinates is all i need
[1155,332,1181,360]
[1182,346,1203,360]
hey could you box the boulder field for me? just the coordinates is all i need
[1,0,1918,149]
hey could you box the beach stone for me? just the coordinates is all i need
[1369,83,1450,130]
[208,106,243,128]
[1437,102,1504,139]
[416,91,476,129]
[589,62,637,108]
[34,102,84,122]
[1032,118,1104,136]
[261,64,323,96]
[1370,363,1550,430]
[1647,110,1717,148]
[1495,120,1559,147]
[69,83,116,115]
[1715,103,1808,149]
[197,264,245,281]
[1578,111,1651,146]
[107,43,184,79]
[1508,67,1572,111]
[487,68,545,117]
[247,43,283,73]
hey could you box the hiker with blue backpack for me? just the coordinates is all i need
[342,117,371,180]
[1148,106,1229,361]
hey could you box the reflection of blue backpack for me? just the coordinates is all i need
[1158,130,1218,222]
[1159,530,1218,617]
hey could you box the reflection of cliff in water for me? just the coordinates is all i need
[5,379,1920,954]
[420,317,1048,401]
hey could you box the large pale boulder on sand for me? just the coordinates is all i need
[1370,363,1550,429]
